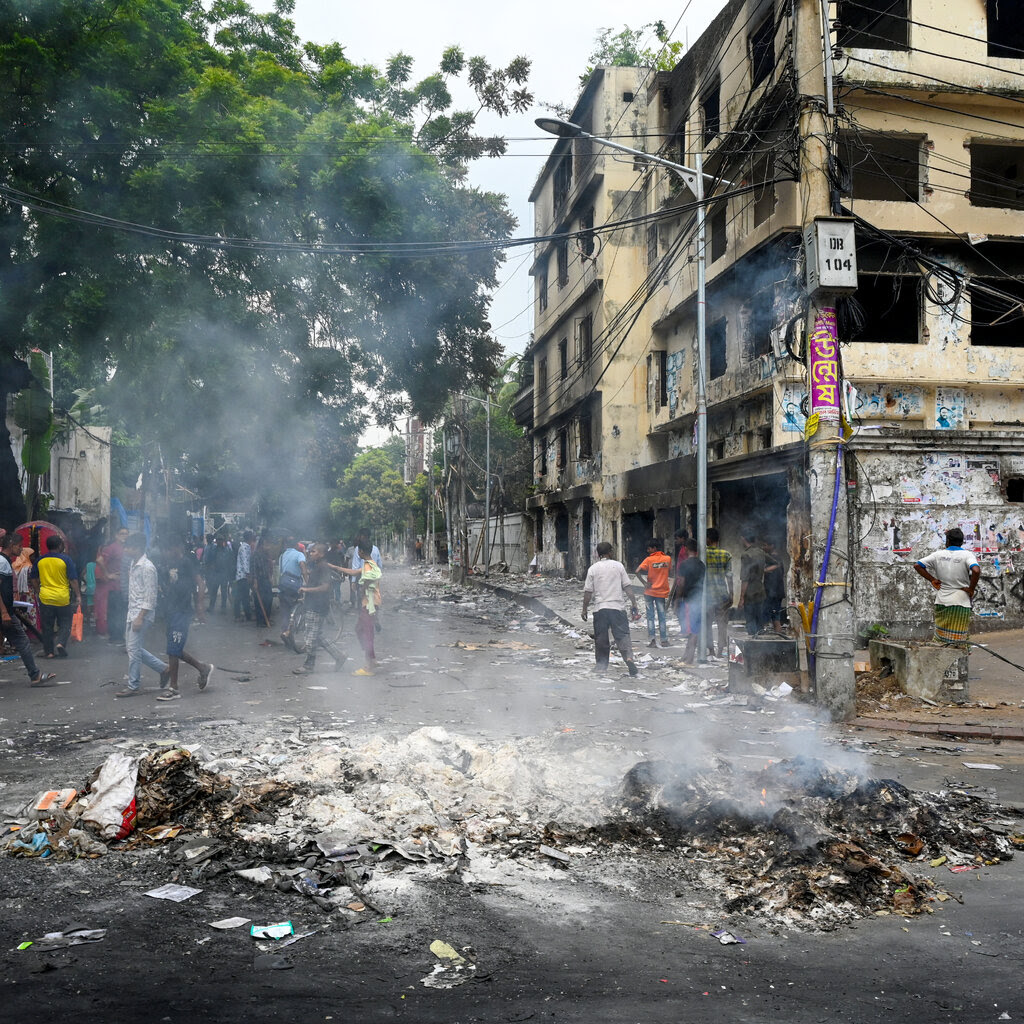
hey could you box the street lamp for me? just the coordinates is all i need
[536,116,730,660]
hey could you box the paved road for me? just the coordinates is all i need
[1,567,1022,1022]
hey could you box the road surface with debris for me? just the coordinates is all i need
[1,566,1022,1022]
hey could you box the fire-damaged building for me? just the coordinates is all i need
[517,0,1024,635]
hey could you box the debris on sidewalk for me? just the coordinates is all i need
[421,940,477,988]
[28,927,107,950]
[144,883,203,902]
[250,921,294,939]
[210,917,251,930]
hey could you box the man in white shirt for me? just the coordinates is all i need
[115,533,170,697]
[582,542,640,677]
[914,528,980,646]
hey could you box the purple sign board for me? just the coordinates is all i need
[809,307,840,423]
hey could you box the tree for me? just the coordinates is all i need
[329,438,411,538]
[0,0,532,528]
[579,21,685,85]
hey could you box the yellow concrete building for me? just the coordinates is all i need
[520,0,1024,633]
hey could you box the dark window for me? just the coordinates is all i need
[622,90,634,103]
[709,318,727,379]
[554,156,572,209]
[839,131,921,202]
[701,80,720,145]
[658,349,668,409]
[750,14,774,87]
[1008,477,1024,502]
[970,144,1024,210]
[557,240,569,287]
[578,313,593,364]
[752,151,775,226]
[837,0,909,51]
[559,337,568,379]
[578,414,593,459]
[538,438,547,476]
[671,119,687,166]
[538,357,548,398]
[579,208,595,257]
[970,277,1024,346]
[852,274,919,343]
[557,429,568,469]
[746,290,774,359]
[647,224,658,266]
[988,0,1024,58]
[710,204,727,262]
[538,267,548,313]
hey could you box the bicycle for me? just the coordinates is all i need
[286,591,349,653]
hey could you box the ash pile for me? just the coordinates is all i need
[610,755,1021,930]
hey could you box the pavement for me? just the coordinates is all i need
[471,570,1024,742]
[2,565,1024,1023]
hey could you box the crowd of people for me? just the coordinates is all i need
[0,522,386,699]
[582,527,790,672]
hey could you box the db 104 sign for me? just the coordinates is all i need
[804,218,858,294]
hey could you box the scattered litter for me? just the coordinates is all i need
[962,763,1003,771]
[81,752,137,840]
[421,940,477,988]
[144,884,202,902]
[141,826,182,842]
[30,927,107,950]
[250,921,294,940]
[949,865,977,874]
[711,930,746,945]
[236,866,274,885]
[930,856,948,867]
[306,686,328,691]
[539,844,570,865]
[210,917,251,930]
[29,789,78,818]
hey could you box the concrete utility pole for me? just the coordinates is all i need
[794,0,856,720]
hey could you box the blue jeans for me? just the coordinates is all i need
[644,595,667,641]
[125,615,168,690]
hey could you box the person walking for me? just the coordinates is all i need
[251,531,274,629]
[738,528,768,636]
[30,534,81,659]
[333,542,382,676]
[278,535,307,651]
[704,528,734,657]
[115,533,170,698]
[914,527,980,646]
[234,529,254,622]
[763,538,788,632]
[582,542,640,676]
[292,542,347,675]
[670,538,706,665]
[97,526,129,641]
[0,533,55,687]
[156,539,214,701]
[636,538,672,648]
[204,535,232,612]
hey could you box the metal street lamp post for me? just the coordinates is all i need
[536,116,730,660]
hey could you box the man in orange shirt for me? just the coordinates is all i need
[637,538,672,648]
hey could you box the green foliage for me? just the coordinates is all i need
[0,0,532,523]
[330,442,411,536]
[12,350,54,475]
[580,21,685,85]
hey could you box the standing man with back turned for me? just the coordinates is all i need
[582,542,640,677]
[914,527,980,646]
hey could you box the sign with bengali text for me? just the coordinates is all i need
[809,308,840,423]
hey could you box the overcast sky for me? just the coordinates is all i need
[262,1,726,436]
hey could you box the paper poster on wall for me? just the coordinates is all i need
[959,521,982,552]
[900,478,923,503]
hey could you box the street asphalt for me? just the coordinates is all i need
[1,565,1022,1022]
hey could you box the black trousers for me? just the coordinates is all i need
[593,608,635,668]
[40,603,73,655]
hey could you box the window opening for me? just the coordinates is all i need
[701,79,720,145]
[988,0,1024,58]
[970,144,1024,210]
[852,274,920,343]
[750,14,774,87]
[839,131,921,202]
[709,318,727,379]
[559,338,568,379]
[557,240,569,287]
[837,0,909,51]
[710,204,727,262]
[970,277,1024,347]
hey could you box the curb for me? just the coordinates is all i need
[852,716,1024,742]
[468,578,579,630]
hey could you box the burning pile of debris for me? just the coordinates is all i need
[605,754,1020,929]
[4,729,1020,933]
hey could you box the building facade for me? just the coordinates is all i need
[521,0,1024,635]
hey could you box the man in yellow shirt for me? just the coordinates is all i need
[31,535,81,658]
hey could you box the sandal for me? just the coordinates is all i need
[30,672,57,687]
